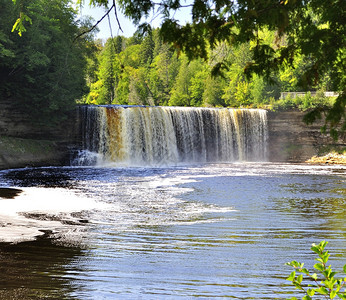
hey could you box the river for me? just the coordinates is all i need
[0,162,345,299]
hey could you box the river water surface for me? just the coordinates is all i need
[0,163,345,299]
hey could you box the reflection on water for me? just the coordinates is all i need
[0,163,345,299]
[0,238,83,299]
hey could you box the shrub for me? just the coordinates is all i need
[286,241,346,299]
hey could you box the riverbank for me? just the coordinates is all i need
[306,152,346,165]
[1,104,345,169]
[0,136,69,170]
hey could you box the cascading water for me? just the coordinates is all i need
[75,105,268,166]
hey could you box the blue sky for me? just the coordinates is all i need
[74,1,192,40]
[77,4,136,39]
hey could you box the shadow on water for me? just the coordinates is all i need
[0,237,85,299]
[1,166,177,189]
[0,188,23,199]
[2,168,74,188]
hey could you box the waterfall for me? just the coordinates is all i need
[75,105,268,166]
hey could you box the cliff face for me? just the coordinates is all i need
[0,98,77,169]
[0,102,344,169]
[267,111,345,162]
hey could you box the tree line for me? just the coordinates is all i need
[82,27,339,110]
[1,0,345,137]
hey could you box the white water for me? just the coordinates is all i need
[75,106,268,166]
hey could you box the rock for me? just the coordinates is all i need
[306,152,346,165]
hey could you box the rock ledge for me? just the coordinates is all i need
[306,152,346,165]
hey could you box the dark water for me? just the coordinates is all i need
[0,163,345,299]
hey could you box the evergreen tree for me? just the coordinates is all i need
[97,39,116,104]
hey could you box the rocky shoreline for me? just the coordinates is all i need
[0,136,70,170]
[306,152,346,165]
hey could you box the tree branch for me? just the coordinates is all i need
[73,3,115,42]
[113,0,123,33]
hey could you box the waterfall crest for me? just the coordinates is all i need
[76,106,268,166]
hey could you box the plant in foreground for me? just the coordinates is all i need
[286,241,346,299]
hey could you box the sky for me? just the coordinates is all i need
[76,3,137,39]
[74,1,192,40]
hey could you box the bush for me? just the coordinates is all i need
[286,241,346,299]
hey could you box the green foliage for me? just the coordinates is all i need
[11,12,32,36]
[85,30,284,108]
[286,241,346,299]
[1,0,92,125]
[274,91,337,113]
[10,0,346,136]
[115,0,346,135]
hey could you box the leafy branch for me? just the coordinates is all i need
[286,241,346,299]
[11,0,32,36]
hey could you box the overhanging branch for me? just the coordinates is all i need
[74,2,124,42]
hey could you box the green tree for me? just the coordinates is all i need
[76,0,345,136]
[140,31,154,66]
[1,0,90,125]
[203,75,226,107]
[189,68,208,107]
[169,55,204,106]
[147,43,179,106]
[91,38,117,104]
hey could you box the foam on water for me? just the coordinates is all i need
[0,186,108,243]
[0,166,238,244]
[0,163,344,244]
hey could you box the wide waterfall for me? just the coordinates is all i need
[75,106,268,166]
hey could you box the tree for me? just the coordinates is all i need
[73,0,345,137]
[147,43,179,106]
[140,31,154,66]
[94,38,117,104]
[1,0,91,125]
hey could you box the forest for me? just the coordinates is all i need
[82,28,337,110]
[1,0,344,135]
[0,0,94,124]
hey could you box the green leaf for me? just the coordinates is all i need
[287,271,296,281]
[311,273,318,280]
[320,241,328,251]
[286,261,300,268]
[322,252,330,264]
[301,268,310,275]
[330,290,337,299]
[311,245,319,254]
[343,264,346,274]
[293,282,303,290]
[307,289,315,296]
[314,263,324,272]
[302,296,312,300]
[11,18,21,33]
[297,274,303,284]
[11,13,32,36]
[315,286,328,295]
[337,294,346,300]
